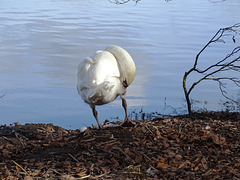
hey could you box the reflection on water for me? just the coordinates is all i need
[0,0,240,129]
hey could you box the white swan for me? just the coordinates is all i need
[77,45,136,128]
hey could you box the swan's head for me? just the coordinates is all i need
[105,45,136,87]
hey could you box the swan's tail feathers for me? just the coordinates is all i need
[84,82,115,105]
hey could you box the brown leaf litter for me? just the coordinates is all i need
[0,111,240,179]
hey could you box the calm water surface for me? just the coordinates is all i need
[0,0,240,129]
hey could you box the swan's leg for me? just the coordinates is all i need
[121,98,135,127]
[91,105,103,129]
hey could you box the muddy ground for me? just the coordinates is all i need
[0,111,240,179]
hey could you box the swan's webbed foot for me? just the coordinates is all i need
[121,118,136,127]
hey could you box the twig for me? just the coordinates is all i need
[126,164,141,173]
[145,126,155,135]
[78,175,91,179]
[68,153,80,163]
[81,138,96,142]
[12,160,28,174]
[92,172,109,179]
[97,139,118,146]
[3,136,13,143]
[150,165,159,173]
[115,147,132,161]
[109,0,140,5]
[49,168,61,175]
[141,153,151,162]
[15,133,25,147]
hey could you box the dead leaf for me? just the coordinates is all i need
[124,148,135,158]
[104,143,112,151]
[62,161,71,169]
[175,154,182,161]
[77,172,88,178]
[0,145,4,150]
[96,159,104,166]
[45,127,54,133]
[61,175,76,180]
[14,122,21,126]
[24,176,33,180]
[201,130,210,138]
[135,154,143,164]
[223,149,231,155]
[111,157,119,168]
[31,170,41,176]
[157,162,169,169]
[178,160,191,169]
[210,133,226,146]
[6,176,18,180]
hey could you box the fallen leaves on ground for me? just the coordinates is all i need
[0,111,240,179]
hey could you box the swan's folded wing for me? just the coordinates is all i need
[77,57,95,96]
[77,57,94,80]
[88,82,115,104]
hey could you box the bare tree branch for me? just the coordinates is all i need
[208,77,240,104]
[109,0,140,5]
[109,0,171,5]
[183,24,240,114]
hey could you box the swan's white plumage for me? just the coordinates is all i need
[105,45,135,85]
[77,51,123,105]
[77,45,136,128]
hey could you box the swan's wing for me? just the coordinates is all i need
[77,50,104,85]
[77,57,94,95]
[78,51,120,86]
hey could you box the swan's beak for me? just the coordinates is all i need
[122,79,129,88]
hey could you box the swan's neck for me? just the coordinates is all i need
[105,45,136,86]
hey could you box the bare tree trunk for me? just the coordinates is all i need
[183,71,192,114]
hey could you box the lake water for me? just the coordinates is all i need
[0,0,240,129]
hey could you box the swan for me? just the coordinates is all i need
[77,45,136,129]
